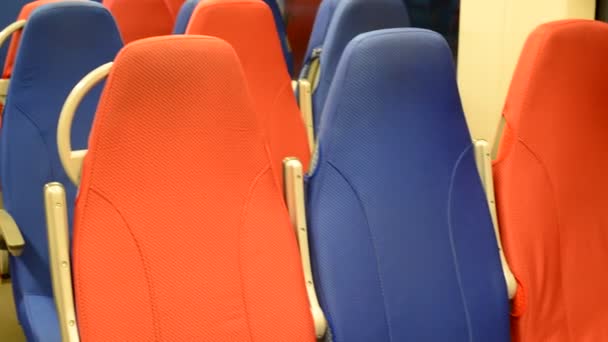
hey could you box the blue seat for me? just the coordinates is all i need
[0,2,122,341]
[299,0,410,133]
[173,0,199,34]
[0,1,34,67]
[306,28,511,341]
[173,0,294,75]
[301,0,338,71]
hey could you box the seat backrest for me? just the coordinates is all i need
[0,2,122,340]
[0,0,34,67]
[309,0,409,132]
[103,0,185,43]
[73,35,315,341]
[187,0,310,186]
[263,0,293,75]
[307,28,510,341]
[174,0,293,75]
[493,20,608,341]
[172,0,198,34]
[2,0,69,80]
[301,0,338,73]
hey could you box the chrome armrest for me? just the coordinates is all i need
[283,157,327,339]
[45,182,80,342]
[474,140,517,299]
[0,210,24,256]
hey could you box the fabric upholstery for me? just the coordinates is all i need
[307,28,511,342]
[187,0,310,187]
[73,35,316,341]
[0,0,34,68]
[309,0,410,132]
[0,2,122,341]
[493,19,608,341]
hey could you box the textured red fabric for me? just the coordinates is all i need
[103,0,185,43]
[2,0,70,79]
[493,20,608,342]
[73,36,315,341]
[186,0,310,188]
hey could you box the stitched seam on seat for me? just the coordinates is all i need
[515,138,572,342]
[446,145,474,342]
[11,104,54,179]
[326,161,393,342]
[85,187,162,341]
[236,165,271,342]
[267,80,294,128]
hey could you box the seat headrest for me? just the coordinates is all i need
[185,0,310,186]
[0,0,32,67]
[187,0,289,79]
[317,28,467,160]
[6,1,122,126]
[319,0,410,92]
[2,0,72,79]
[303,0,339,60]
[103,0,185,43]
[87,35,258,161]
[502,19,608,136]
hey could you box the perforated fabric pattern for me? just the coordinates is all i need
[311,0,410,132]
[493,20,608,341]
[103,0,186,43]
[300,0,338,78]
[175,0,293,75]
[74,36,315,341]
[2,0,68,80]
[307,29,510,341]
[0,0,68,124]
[186,0,310,188]
[0,2,122,341]
[0,0,33,68]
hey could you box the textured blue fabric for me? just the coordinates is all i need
[173,0,199,34]
[18,295,59,342]
[0,2,122,341]
[0,1,35,67]
[307,28,510,342]
[311,0,410,133]
[173,0,293,75]
[300,0,339,78]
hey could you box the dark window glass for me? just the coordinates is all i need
[597,0,608,21]
[404,0,460,58]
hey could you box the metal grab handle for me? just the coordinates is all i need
[57,62,112,186]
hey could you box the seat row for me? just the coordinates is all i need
[0,1,606,341]
[0,0,295,74]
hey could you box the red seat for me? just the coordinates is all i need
[73,36,316,340]
[493,20,608,341]
[103,0,185,43]
[186,0,310,187]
